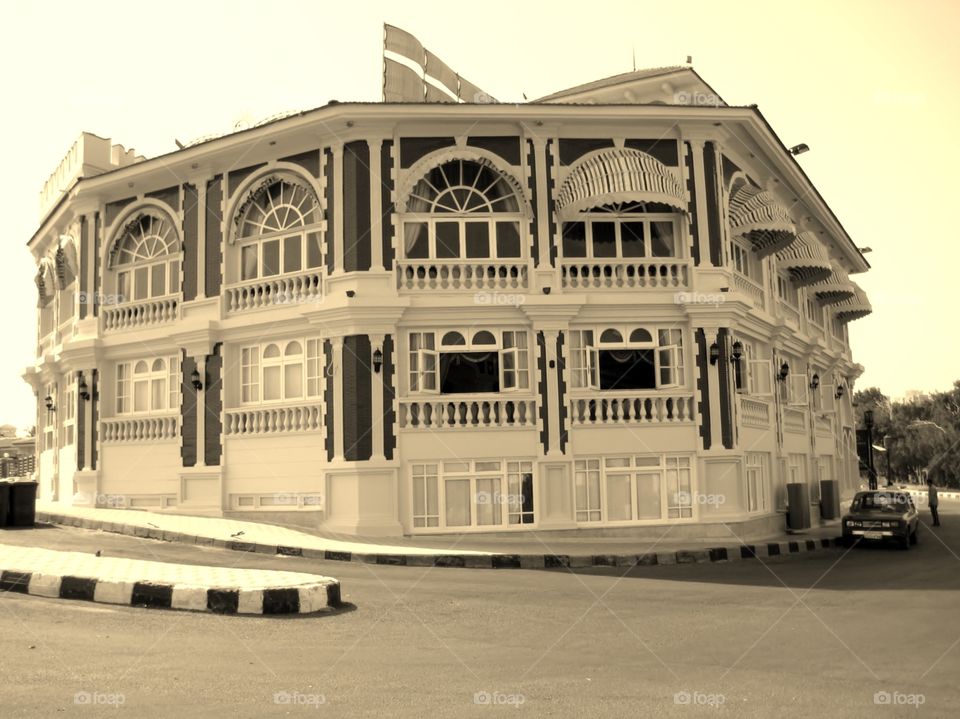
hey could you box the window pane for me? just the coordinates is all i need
[599,349,655,390]
[476,478,501,526]
[607,474,632,521]
[283,235,302,273]
[636,472,662,519]
[169,260,180,293]
[650,222,675,257]
[445,479,471,526]
[117,271,128,302]
[151,263,166,297]
[562,222,586,257]
[495,221,521,258]
[241,245,258,280]
[262,239,280,276]
[134,267,148,300]
[403,223,429,258]
[151,378,164,410]
[263,366,281,401]
[134,380,148,412]
[436,222,460,258]
[465,223,490,258]
[306,232,322,268]
[284,363,303,399]
[591,222,617,257]
[621,222,646,257]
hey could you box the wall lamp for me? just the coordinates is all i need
[78,374,91,401]
[809,373,820,391]
[863,409,875,429]
[789,143,810,156]
[730,341,743,364]
[191,368,203,391]
[776,362,790,382]
[709,342,720,365]
[835,384,845,400]
[44,395,56,412]
[372,347,383,374]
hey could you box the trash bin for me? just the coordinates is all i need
[819,479,841,520]
[786,482,811,530]
[8,481,38,528]
[0,481,11,527]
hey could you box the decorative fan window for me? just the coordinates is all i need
[236,178,322,281]
[401,160,525,261]
[561,203,680,260]
[113,214,181,302]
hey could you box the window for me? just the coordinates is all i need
[730,240,759,282]
[42,382,56,452]
[113,214,180,302]
[236,178,322,281]
[407,329,530,395]
[116,356,179,415]
[60,384,76,448]
[561,204,679,260]
[239,339,322,404]
[805,294,823,327]
[786,370,809,407]
[401,159,525,261]
[745,453,769,512]
[568,326,684,390]
[776,273,799,307]
[788,453,807,485]
[738,340,773,397]
[412,460,535,530]
[576,455,693,523]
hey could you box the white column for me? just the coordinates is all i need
[196,356,206,467]
[689,140,714,269]
[367,139,383,271]
[532,138,552,269]
[543,329,562,456]
[197,182,208,299]
[332,145,344,274]
[370,334,385,461]
[331,337,345,461]
[82,370,93,471]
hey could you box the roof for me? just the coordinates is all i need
[534,66,688,101]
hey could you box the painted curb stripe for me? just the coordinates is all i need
[262,588,300,615]
[0,570,31,593]
[59,576,98,601]
[207,588,240,614]
[131,582,174,609]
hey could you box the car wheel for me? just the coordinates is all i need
[899,533,910,550]
[910,527,918,545]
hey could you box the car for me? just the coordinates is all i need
[842,490,919,550]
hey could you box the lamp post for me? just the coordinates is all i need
[864,409,877,490]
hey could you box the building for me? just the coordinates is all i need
[23,37,872,536]
[0,435,36,478]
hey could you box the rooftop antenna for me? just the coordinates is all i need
[632,47,636,72]
[686,55,693,65]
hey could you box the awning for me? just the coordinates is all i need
[728,183,797,258]
[812,263,856,304]
[776,231,832,286]
[833,282,872,322]
[555,148,687,217]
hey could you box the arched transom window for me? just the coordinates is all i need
[568,326,684,390]
[402,159,525,261]
[236,177,322,281]
[113,214,180,302]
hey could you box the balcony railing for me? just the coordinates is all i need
[739,396,770,428]
[814,414,833,435]
[568,393,695,426]
[399,396,537,430]
[732,273,765,311]
[783,407,807,434]
[101,296,179,332]
[397,261,529,291]
[224,403,323,436]
[102,414,180,442]
[224,269,323,313]
[560,260,690,290]
[778,299,801,328]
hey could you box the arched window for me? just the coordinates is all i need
[408,328,529,395]
[569,327,684,390]
[113,214,180,302]
[240,338,323,404]
[401,159,525,261]
[236,177,322,281]
[116,354,179,414]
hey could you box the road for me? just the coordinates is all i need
[2,505,959,717]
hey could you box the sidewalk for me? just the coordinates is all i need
[0,543,341,615]
[35,502,846,569]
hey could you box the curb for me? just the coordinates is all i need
[36,511,845,570]
[903,489,960,501]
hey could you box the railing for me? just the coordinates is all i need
[732,273,765,310]
[102,415,180,442]
[815,414,833,435]
[568,393,695,425]
[560,260,690,290]
[739,396,770,428]
[101,296,179,331]
[224,403,323,436]
[225,269,323,313]
[778,300,801,328]
[783,407,807,434]
[397,261,529,291]
[399,397,537,429]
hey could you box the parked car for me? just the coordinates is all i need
[842,491,919,549]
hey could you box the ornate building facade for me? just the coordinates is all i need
[24,64,871,537]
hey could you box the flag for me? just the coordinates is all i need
[384,57,424,102]
[425,49,459,99]
[384,24,424,66]
[425,82,456,103]
[458,75,497,104]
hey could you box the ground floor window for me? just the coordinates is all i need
[788,453,807,485]
[745,452,769,512]
[59,384,76,448]
[411,460,534,529]
[575,455,693,523]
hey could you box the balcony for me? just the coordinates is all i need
[782,407,807,434]
[102,414,180,442]
[397,261,529,292]
[399,396,537,430]
[777,300,801,328]
[101,295,179,332]
[224,269,323,313]
[739,396,770,428]
[224,402,323,436]
[560,260,690,290]
[568,392,695,426]
[731,273,765,311]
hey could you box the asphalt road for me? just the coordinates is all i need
[2,505,959,718]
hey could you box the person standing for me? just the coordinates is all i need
[927,477,941,527]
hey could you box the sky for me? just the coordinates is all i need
[1,0,957,429]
